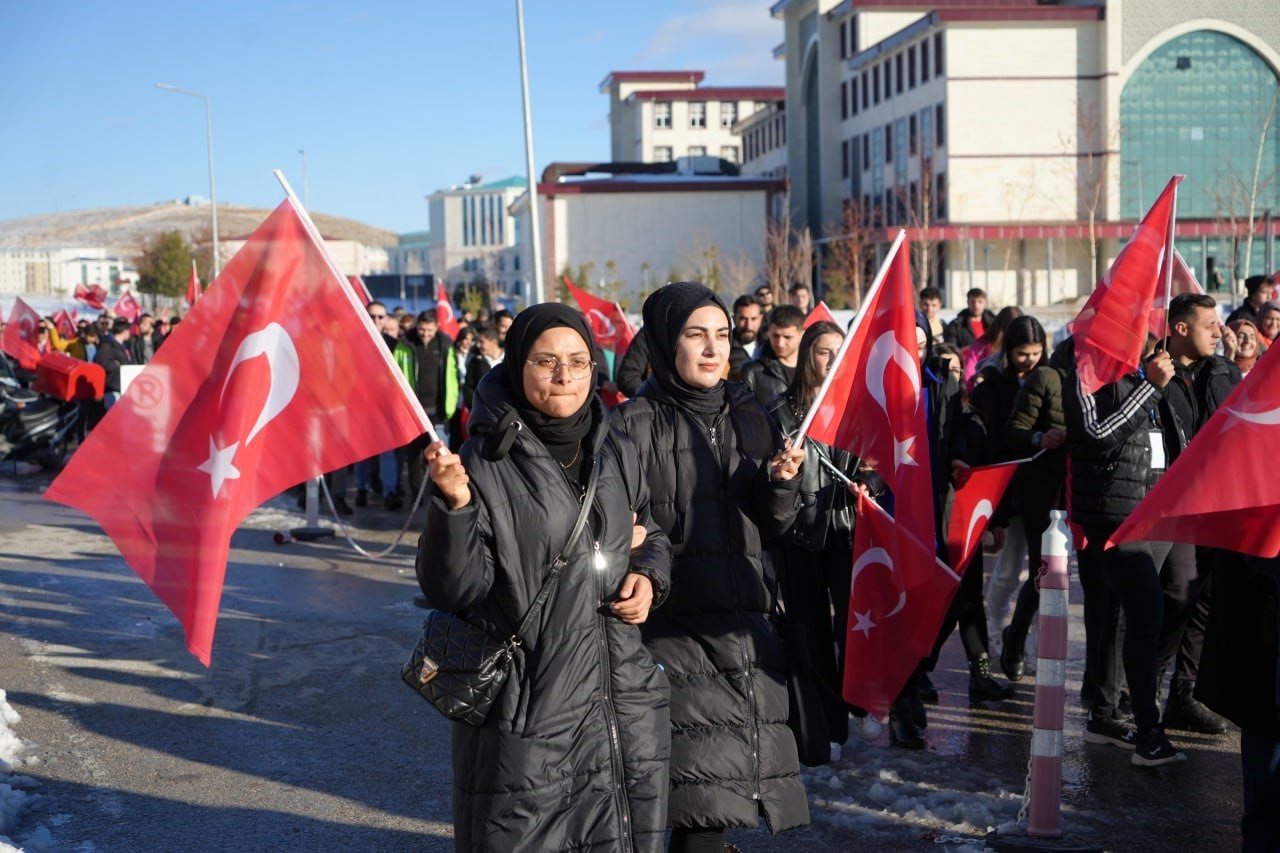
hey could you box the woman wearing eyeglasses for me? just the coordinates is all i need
[418,303,673,852]
[611,282,808,853]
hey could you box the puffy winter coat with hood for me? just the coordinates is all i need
[417,370,673,853]
[611,378,808,835]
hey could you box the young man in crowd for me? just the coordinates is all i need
[944,288,996,348]
[728,294,763,379]
[788,282,813,314]
[919,286,946,343]
[1226,273,1275,325]
[740,304,804,406]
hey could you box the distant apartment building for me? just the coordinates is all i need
[0,247,138,296]
[510,159,785,305]
[771,0,1280,309]
[426,176,528,299]
[387,231,431,276]
[600,71,784,166]
[736,98,788,180]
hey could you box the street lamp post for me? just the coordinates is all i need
[298,149,309,209]
[155,83,220,279]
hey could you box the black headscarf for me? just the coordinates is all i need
[642,281,730,415]
[501,303,596,467]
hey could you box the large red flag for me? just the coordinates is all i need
[114,290,142,323]
[800,233,935,556]
[2,297,43,370]
[563,277,636,355]
[74,283,108,310]
[945,459,1025,572]
[44,198,431,665]
[53,309,77,341]
[1072,175,1182,395]
[1109,345,1280,557]
[804,301,838,329]
[843,496,962,719]
[435,282,460,339]
[1148,248,1204,341]
[186,260,202,308]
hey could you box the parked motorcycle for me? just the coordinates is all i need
[0,359,79,470]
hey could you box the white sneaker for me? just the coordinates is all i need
[853,715,883,743]
[829,741,842,762]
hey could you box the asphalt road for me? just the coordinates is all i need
[0,467,1247,852]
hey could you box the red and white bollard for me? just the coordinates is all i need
[1028,510,1072,837]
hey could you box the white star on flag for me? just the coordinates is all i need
[851,609,877,638]
[197,438,241,498]
[894,435,918,472]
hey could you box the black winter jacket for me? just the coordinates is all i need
[739,356,792,408]
[418,372,673,852]
[615,333,651,397]
[611,379,809,834]
[765,393,858,551]
[1064,368,1163,531]
[943,307,997,348]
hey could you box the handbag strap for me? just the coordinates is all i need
[509,454,601,644]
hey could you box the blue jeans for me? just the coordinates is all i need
[354,452,398,494]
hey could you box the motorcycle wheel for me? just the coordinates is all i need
[36,440,67,470]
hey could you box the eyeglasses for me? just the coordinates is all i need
[526,356,594,380]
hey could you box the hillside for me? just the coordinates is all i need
[0,202,398,251]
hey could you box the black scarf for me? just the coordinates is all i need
[641,281,730,416]
[501,303,596,472]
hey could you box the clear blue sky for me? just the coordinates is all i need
[0,1,782,235]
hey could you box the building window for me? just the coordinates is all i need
[840,20,848,60]
[935,32,944,76]
[688,145,707,157]
[922,40,930,83]
[779,115,786,144]
[936,103,946,146]
[873,66,880,105]
[654,145,673,162]
[896,53,904,94]
[861,72,869,110]
[842,140,850,179]
[883,61,891,101]
[841,82,848,120]
[654,101,671,129]
[909,114,918,156]
[851,77,859,116]
[936,171,947,218]
[885,125,893,162]
[884,189,895,225]
[689,101,707,129]
[909,46,917,88]
[721,145,739,163]
[720,101,737,128]
[863,134,870,170]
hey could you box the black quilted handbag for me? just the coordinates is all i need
[402,458,599,726]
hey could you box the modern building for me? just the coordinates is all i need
[600,71,785,167]
[772,0,1280,309]
[510,159,786,306]
[387,231,431,276]
[0,248,138,297]
[425,176,529,300]
[736,97,789,180]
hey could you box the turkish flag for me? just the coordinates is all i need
[53,309,77,340]
[2,297,43,370]
[347,275,373,306]
[44,198,431,666]
[563,277,636,355]
[1148,248,1204,341]
[74,283,108,310]
[843,496,963,719]
[945,459,1025,572]
[1072,175,1182,396]
[1109,345,1280,557]
[435,282,460,339]
[804,301,838,329]
[114,291,142,323]
[186,260,202,308]
[801,233,935,557]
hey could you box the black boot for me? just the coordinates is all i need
[919,672,940,704]
[1163,684,1229,735]
[889,690,925,750]
[970,653,1015,701]
[1000,624,1027,681]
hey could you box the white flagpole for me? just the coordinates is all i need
[1160,176,1184,345]
[794,229,908,446]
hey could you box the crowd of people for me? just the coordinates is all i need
[408,273,1279,852]
[5,271,1278,851]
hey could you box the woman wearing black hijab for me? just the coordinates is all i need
[611,282,808,852]
[419,303,673,852]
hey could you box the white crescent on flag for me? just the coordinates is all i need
[963,499,994,563]
[849,546,907,637]
[587,308,617,342]
[866,331,922,415]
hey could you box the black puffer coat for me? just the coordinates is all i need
[611,379,808,834]
[417,372,673,852]
[1064,368,1163,530]
[765,393,858,551]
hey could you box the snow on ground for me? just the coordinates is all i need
[0,689,58,853]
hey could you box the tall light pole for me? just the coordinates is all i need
[155,83,220,279]
[298,149,309,209]
[515,0,545,304]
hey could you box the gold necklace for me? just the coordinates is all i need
[558,441,582,469]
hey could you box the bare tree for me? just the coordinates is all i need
[764,197,813,302]
[1242,84,1280,280]
[722,251,761,297]
[822,197,876,309]
[1069,100,1118,286]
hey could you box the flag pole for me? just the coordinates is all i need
[794,230,908,446]
[1160,176,1184,344]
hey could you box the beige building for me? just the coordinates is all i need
[511,161,786,306]
[0,248,137,297]
[600,71,784,167]
[426,176,529,299]
[772,0,1280,310]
